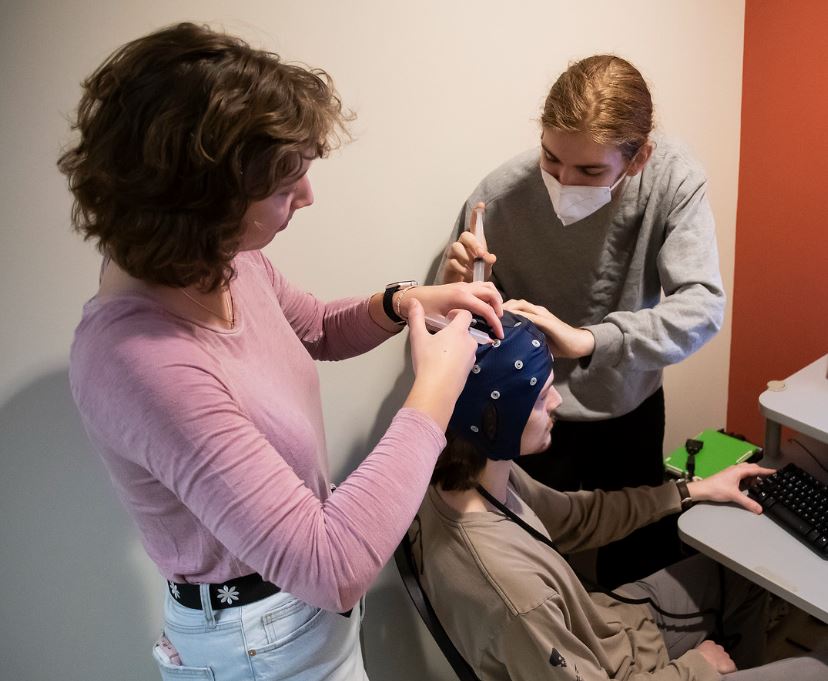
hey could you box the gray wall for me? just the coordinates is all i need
[0,1,745,679]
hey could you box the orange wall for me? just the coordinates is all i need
[727,0,828,443]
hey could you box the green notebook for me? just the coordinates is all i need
[664,429,763,479]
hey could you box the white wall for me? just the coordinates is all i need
[0,1,744,679]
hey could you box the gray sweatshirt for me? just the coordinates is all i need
[437,137,725,421]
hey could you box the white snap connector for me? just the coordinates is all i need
[532,339,541,347]
[492,339,501,348]
[470,425,479,433]
[490,390,500,400]
[530,377,537,386]
[471,364,481,374]
[514,360,523,369]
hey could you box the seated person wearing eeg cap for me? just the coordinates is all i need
[410,313,828,681]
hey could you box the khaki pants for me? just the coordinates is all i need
[622,553,828,680]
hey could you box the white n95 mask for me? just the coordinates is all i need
[540,166,627,226]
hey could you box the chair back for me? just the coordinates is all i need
[394,533,482,681]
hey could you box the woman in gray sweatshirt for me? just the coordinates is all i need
[436,55,725,588]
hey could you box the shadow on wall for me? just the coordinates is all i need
[0,370,163,681]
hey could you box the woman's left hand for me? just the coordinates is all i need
[400,282,504,338]
[503,299,595,358]
[686,463,777,514]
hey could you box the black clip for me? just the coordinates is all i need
[685,438,703,480]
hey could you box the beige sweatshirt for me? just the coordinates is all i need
[411,465,720,681]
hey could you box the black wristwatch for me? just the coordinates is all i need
[383,280,419,325]
[676,479,695,510]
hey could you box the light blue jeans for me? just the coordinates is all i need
[152,586,368,681]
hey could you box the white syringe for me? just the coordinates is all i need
[471,203,486,283]
[425,314,492,345]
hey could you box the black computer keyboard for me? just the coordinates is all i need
[747,463,828,559]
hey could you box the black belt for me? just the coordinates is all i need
[168,573,280,611]
[167,573,353,617]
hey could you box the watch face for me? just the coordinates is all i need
[387,280,418,290]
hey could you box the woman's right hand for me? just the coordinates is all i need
[438,205,497,284]
[402,299,477,429]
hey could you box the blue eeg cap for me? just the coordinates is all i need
[448,312,553,461]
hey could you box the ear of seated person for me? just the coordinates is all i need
[408,312,821,681]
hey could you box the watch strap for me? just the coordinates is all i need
[676,479,694,510]
[383,281,418,325]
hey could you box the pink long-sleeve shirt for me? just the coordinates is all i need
[69,251,446,612]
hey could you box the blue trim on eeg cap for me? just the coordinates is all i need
[448,312,554,461]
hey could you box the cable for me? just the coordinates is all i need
[788,438,828,475]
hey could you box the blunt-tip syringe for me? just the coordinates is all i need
[425,314,492,345]
[471,203,486,283]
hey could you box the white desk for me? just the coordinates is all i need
[759,354,828,460]
[678,353,828,623]
[679,501,828,622]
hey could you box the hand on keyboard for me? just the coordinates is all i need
[747,463,828,559]
[687,462,775,514]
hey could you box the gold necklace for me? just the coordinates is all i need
[178,287,235,327]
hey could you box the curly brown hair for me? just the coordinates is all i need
[57,22,351,291]
[542,55,653,160]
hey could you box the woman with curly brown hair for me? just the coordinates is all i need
[58,22,503,681]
